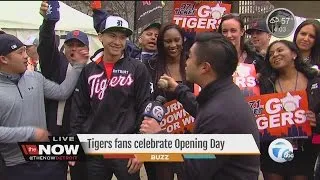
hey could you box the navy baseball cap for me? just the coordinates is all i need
[65,30,89,47]
[143,22,161,32]
[0,34,24,56]
[246,19,270,34]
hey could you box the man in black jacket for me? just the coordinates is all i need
[38,1,89,179]
[69,9,151,180]
[140,32,260,180]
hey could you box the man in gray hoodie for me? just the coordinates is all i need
[0,34,88,180]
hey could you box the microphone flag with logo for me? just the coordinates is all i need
[143,95,167,122]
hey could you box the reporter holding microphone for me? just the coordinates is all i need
[141,32,260,180]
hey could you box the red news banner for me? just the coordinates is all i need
[173,1,231,32]
[246,90,312,141]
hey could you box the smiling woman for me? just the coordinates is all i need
[217,14,266,75]
[143,23,193,180]
[258,40,320,180]
[293,19,320,69]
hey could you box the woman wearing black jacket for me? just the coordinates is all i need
[258,40,320,180]
[143,23,194,180]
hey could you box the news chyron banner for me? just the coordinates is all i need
[233,63,260,97]
[173,1,231,32]
[78,134,260,162]
[18,136,86,161]
[18,135,259,162]
[246,90,312,141]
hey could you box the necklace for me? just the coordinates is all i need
[277,70,299,93]
[304,56,311,63]
[277,70,304,151]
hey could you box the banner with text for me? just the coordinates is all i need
[161,100,195,134]
[193,63,259,97]
[135,1,163,29]
[233,63,260,97]
[172,1,231,32]
[245,90,311,141]
[77,134,260,162]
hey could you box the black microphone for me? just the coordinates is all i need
[143,95,167,123]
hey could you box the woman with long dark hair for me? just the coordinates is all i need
[259,40,320,180]
[293,19,320,68]
[293,19,320,179]
[143,23,194,180]
[217,14,265,74]
[147,23,188,97]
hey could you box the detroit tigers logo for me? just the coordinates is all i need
[88,72,134,100]
[117,20,123,27]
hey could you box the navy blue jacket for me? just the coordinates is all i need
[37,19,71,135]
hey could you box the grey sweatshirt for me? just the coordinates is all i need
[0,64,84,166]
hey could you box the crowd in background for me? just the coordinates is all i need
[0,1,320,180]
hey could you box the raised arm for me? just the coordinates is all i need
[38,1,63,79]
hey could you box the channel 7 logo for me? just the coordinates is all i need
[18,136,85,161]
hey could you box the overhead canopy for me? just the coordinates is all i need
[0,1,97,35]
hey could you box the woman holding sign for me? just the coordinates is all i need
[259,40,320,180]
[217,14,265,74]
[217,14,266,97]
[143,23,195,180]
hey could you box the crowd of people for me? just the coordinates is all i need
[0,1,320,180]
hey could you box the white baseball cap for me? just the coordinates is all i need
[101,16,133,37]
[23,35,39,46]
